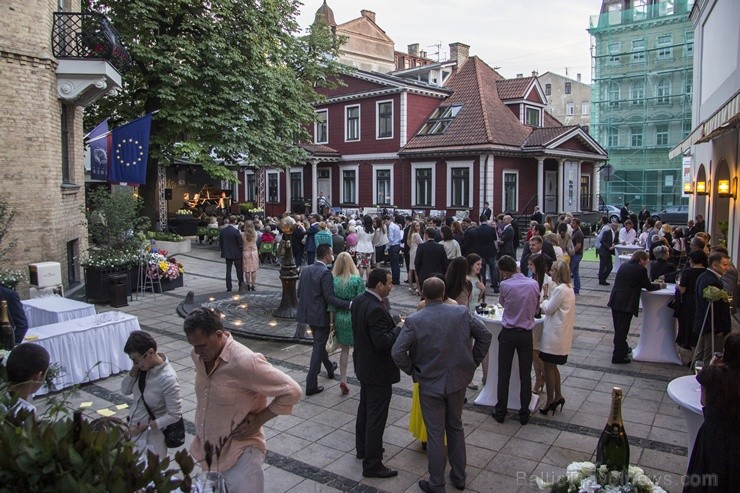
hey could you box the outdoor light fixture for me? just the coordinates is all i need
[717,177,737,199]
[695,179,708,195]
[683,182,694,194]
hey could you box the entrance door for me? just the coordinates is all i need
[317,168,332,208]
[544,171,558,213]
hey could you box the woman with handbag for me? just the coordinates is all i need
[329,252,366,395]
[121,330,183,459]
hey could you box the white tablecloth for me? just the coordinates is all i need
[667,375,703,458]
[24,311,139,395]
[614,244,643,272]
[22,296,97,328]
[633,284,682,365]
[474,312,542,412]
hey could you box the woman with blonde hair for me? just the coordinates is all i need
[407,221,423,295]
[538,260,576,416]
[330,252,366,395]
[241,221,259,290]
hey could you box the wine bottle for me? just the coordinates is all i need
[596,387,630,484]
[1,300,15,350]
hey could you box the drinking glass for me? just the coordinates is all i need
[694,361,704,377]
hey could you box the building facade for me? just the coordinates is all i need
[0,0,126,293]
[538,71,592,130]
[671,0,739,264]
[589,0,695,210]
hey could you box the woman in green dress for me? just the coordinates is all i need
[331,252,366,395]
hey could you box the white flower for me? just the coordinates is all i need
[578,475,601,493]
[651,486,667,493]
[567,462,596,483]
[580,463,597,477]
[632,472,653,488]
[628,465,644,478]
[535,477,552,490]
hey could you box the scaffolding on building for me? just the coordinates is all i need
[588,0,694,212]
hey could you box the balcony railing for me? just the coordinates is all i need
[52,12,132,74]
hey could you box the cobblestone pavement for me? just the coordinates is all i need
[46,241,707,492]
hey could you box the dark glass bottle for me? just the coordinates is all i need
[1,300,15,350]
[596,387,630,484]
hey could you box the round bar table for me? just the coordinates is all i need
[634,284,683,364]
[614,244,644,272]
[667,374,703,461]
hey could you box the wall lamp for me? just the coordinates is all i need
[717,177,737,199]
[683,182,694,194]
[695,179,709,196]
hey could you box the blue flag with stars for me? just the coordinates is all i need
[109,114,152,185]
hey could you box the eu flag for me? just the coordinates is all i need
[87,119,109,181]
[109,114,152,185]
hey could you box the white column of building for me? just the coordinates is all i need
[537,157,545,212]
[311,160,318,214]
[593,164,600,211]
[558,159,565,213]
[284,169,291,216]
[576,161,583,212]
[400,91,408,147]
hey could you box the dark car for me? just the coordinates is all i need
[653,205,689,226]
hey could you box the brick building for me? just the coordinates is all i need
[0,1,126,293]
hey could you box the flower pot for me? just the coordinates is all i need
[160,275,184,292]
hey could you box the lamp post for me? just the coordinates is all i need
[274,216,299,319]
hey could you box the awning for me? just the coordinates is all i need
[670,90,740,159]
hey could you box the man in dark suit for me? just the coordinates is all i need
[392,277,491,493]
[0,285,29,344]
[330,224,345,256]
[620,203,630,224]
[296,244,351,395]
[607,250,665,364]
[693,252,732,367]
[480,202,492,222]
[531,206,543,224]
[460,219,480,257]
[218,216,244,292]
[497,215,516,259]
[352,268,401,478]
[477,216,499,291]
[402,216,412,281]
[597,221,618,285]
[304,214,320,265]
[415,227,449,288]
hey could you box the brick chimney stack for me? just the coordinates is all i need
[361,9,376,22]
[577,73,582,82]
[449,42,470,66]
[408,43,419,56]
[532,70,538,77]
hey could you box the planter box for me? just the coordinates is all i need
[155,239,191,255]
[84,266,132,304]
[160,275,184,292]
[128,268,183,292]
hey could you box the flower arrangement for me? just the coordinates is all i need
[145,231,184,242]
[536,462,667,493]
[144,251,183,281]
[80,250,139,270]
[0,269,25,288]
[703,285,730,303]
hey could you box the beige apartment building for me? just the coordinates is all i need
[538,71,592,129]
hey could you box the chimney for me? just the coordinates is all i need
[449,42,470,66]
[408,43,419,56]
[420,50,427,59]
[577,73,582,82]
[516,73,523,78]
[360,9,376,22]
[532,70,538,77]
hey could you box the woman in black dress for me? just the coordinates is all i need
[684,332,740,492]
[676,251,708,350]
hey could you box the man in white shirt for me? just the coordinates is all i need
[618,220,637,244]
[384,215,403,285]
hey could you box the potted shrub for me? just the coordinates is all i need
[146,231,190,255]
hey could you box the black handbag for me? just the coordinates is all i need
[137,371,185,448]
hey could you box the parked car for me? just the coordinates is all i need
[652,205,689,226]
[598,204,622,223]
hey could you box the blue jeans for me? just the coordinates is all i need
[481,256,499,289]
[570,253,582,293]
[388,245,401,284]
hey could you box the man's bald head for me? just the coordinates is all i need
[422,277,446,301]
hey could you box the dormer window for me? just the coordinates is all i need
[525,107,541,127]
[418,105,463,135]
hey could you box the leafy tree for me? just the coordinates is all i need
[85,0,345,215]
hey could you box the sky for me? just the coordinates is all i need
[297,0,605,83]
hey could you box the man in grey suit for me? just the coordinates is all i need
[296,243,351,395]
[219,216,244,292]
[392,277,491,493]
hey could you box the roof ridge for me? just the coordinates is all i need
[471,58,495,143]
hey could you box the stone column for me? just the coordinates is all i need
[558,159,565,213]
[593,164,600,211]
[311,160,318,214]
[537,157,545,212]
[576,161,583,212]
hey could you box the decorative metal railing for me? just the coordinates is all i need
[52,12,132,74]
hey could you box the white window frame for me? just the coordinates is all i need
[656,79,672,104]
[685,31,694,57]
[372,164,394,206]
[289,167,303,201]
[525,106,541,126]
[502,170,519,213]
[608,82,620,108]
[607,126,619,147]
[657,34,673,60]
[544,83,551,96]
[607,42,621,65]
[245,170,256,203]
[266,170,281,203]
[345,104,360,142]
[314,109,328,144]
[630,126,643,147]
[564,82,572,95]
[376,100,394,140]
[655,124,669,146]
[631,38,646,63]
[566,103,575,116]
[339,164,359,205]
[581,102,590,115]
[411,162,436,208]
[630,81,645,106]
[446,161,474,209]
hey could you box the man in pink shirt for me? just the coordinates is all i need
[184,308,302,493]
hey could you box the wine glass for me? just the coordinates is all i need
[694,360,704,377]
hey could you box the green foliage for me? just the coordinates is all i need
[84,0,347,180]
[0,199,17,264]
[146,231,184,242]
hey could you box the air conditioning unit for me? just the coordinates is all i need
[29,262,62,288]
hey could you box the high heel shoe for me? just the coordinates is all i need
[339,382,349,395]
[539,401,556,416]
[553,397,565,412]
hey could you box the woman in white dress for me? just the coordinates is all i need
[355,215,375,280]
[407,221,423,295]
